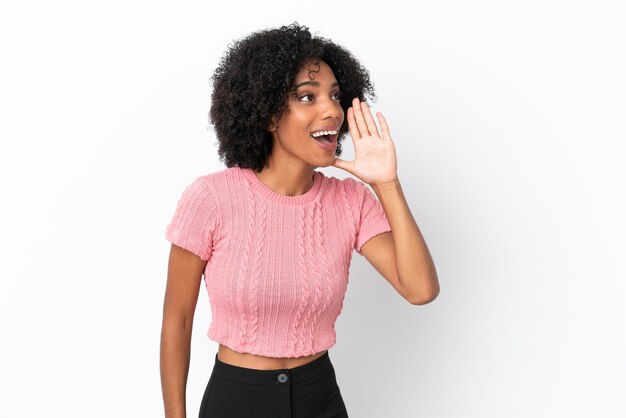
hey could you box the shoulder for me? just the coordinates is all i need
[171,168,236,214]
[185,166,240,193]
[206,165,255,187]
[325,174,369,201]
[198,166,236,182]
[318,172,359,193]
[316,173,374,210]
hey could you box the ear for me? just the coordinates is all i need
[268,115,279,132]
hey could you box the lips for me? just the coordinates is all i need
[311,124,339,133]
[310,123,339,139]
[310,132,337,143]
[311,133,337,152]
[310,123,339,152]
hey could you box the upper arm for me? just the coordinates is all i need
[359,231,412,303]
[351,179,392,255]
[349,179,411,303]
[164,175,220,261]
[162,174,221,325]
[162,244,207,327]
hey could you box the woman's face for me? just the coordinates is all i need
[268,60,345,168]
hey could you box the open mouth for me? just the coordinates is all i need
[310,132,337,144]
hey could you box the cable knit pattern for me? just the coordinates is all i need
[293,206,309,354]
[164,166,392,358]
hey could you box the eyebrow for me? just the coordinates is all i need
[294,81,340,89]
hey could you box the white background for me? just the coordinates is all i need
[1,1,624,417]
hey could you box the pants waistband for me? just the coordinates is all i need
[211,350,332,386]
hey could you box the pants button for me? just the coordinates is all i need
[276,372,289,383]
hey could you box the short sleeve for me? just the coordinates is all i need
[351,179,392,255]
[164,175,220,261]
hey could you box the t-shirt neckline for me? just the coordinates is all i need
[241,167,322,206]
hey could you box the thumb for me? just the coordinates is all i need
[332,157,354,175]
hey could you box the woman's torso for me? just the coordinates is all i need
[217,344,328,370]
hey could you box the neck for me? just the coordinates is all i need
[253,162,315,197]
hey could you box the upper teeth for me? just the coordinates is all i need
[311,130,337,137]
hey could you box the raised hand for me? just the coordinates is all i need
[333,97,398,186]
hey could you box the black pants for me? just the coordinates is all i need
[198,350,349,418]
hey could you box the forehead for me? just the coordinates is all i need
[294,60,337,84]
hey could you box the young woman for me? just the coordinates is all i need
[160,22,439,418]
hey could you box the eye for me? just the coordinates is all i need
[299,91,343,102]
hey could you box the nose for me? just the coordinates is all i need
[319,95,343,120]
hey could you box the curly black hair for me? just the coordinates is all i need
[208,21,377,172]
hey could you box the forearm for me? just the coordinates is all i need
[372,177,439,304]
[160,321,192,418]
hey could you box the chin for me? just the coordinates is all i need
[316,159,336,168]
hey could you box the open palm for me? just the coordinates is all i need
[333,98,398,186]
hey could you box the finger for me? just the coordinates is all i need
[347,107,361,140]
[352,98,369,138]
[360,101,381,138]
[332,156,354,174]
[376,112,391,141]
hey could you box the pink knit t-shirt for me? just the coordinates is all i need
[165,166,392,358]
